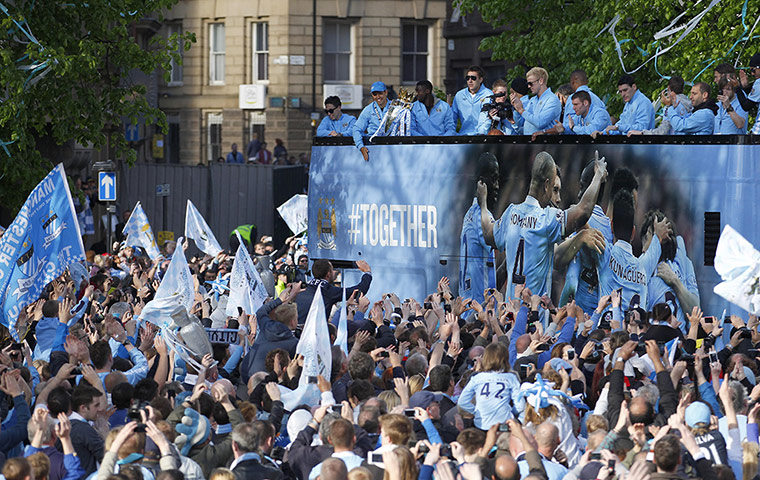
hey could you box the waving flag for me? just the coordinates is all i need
[185,200,222,256]
[281,286,332,410]
[0,164,85,339]
[140,237,195,327]
[122,201,160,260]
[334,288,348,355]
[713,225,760,315]
[225,233,268,317]
[277,194,308,235]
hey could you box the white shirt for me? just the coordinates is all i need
[308,451,365,480]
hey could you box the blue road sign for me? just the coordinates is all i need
[98,172,116,202]
[125,122,140,142]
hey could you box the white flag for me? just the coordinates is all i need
[334,288,348,355]
[185,200,222,257]
[225,234,268,317]
[713,225,760,315]
[277,194,308,235]
[122,201,160,260]
[281,286,332,410]
[140,237,195,327]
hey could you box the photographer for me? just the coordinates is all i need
[476,79,517,135]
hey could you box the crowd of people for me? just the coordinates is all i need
[318,54,760,160]
[219,137,302,165]
[0,142,759,480]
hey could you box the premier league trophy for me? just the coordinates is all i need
[370,87,415,141]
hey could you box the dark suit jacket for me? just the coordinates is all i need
[232,458,284,480]
[67,419,104,477]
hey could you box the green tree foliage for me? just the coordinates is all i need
[455,0,759,115]
[0,0,195,211]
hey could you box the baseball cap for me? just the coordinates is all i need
[370,81,387,93]
[685,401,711,428]
[409,391,442,409]
[750,53,760,68]
[511,78,529,96]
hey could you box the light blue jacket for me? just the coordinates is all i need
[666,103,716,135]
[611,89,655,134]
[563,103,612,135]
[714,97,748,134]
[352,101,391,149]
[452,84,493,135]
[563,85,605,125]
[317,113,357,137]
[411,99,456,136]
[522,88,562,135]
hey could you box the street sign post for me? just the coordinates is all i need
[94,163,116,251]
[156,183,170,231]
[98,172,116,202]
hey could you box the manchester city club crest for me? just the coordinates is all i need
[317,197,337,250]
[42,209,67,248]
[12,237,46,299]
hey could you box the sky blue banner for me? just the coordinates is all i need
[309,143,760,317]
[0,164,85,339]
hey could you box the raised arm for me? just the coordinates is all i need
[477,181,497,249]
[553,228,605,271]
[564,152,607,234]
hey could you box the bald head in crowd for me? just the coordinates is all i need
[318,457,348,480]
[535,422,560,458]
[494,454,518,480]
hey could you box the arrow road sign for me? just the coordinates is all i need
[98,172,116,202]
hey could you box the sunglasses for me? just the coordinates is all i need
[527,81,536,87]
[371,91,385,96]
[465,75,479,81]
[324,108,336,114]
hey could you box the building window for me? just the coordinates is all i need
[166,116,180,163]
[323,20,352,82]
[402,23,428,83]
[253,22,269,82]
[207,113,223,162]
[167,23,183,85]
[209,23,225,85]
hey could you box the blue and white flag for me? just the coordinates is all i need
[713,225,760,315]
[334,288,348,355]
[225,233,268,317]
[185,200,222,257]
[277,194,308,235]
[140,237,195,327]
[122,201,160,260]
[0,164,85,340]
[281,286,332,410]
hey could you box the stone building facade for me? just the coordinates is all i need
[156,0,448,165]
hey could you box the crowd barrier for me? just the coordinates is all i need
[118,163,307,253]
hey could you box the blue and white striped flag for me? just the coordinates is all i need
[0,164,85,339]
[185,200,222,257]
[122,201,160,260]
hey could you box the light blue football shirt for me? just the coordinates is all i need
[595,236,661,311]
[460,199,496,303]
[493,196,566,299]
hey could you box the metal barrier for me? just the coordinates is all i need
[117,163,307,252]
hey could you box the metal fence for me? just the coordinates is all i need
[117,163,307,252]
